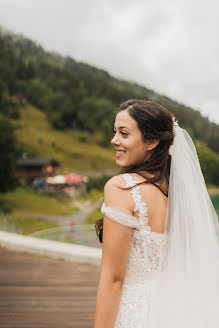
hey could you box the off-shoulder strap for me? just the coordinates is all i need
[121,173,151,231]
[101,202,140,229]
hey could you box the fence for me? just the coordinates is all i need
[0,213,23,234]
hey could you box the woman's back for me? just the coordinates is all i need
[101,172,169,327]
[104,172,168,232]
[125,172,168,234]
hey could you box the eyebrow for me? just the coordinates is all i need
[113,126,129,130]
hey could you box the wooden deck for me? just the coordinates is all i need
[0,247,100,328]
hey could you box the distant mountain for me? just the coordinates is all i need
[0,25,219,155]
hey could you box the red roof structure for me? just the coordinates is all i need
[65,174,83,183]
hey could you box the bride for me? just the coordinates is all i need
[94,99,219,328]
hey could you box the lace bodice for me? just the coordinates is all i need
[101,173,168,285]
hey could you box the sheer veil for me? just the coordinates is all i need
[150,120,219,327]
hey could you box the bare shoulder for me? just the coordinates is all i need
[104,174,127,190]
[104,173,155,193]
[103,175,134,213]
[129,172,168,196]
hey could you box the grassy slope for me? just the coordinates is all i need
[0,187,79,215]
[0,187,80,235]
[0,214,58,235]
[0,187,105,235]
[14,105,118,174]
[83,208,102,225]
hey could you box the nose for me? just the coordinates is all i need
[111,134,120,145]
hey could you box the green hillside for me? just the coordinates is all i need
[1,26,219,153]
[13,105,118,174]
[0,26,219,183]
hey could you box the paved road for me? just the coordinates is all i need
[0,247,100,328]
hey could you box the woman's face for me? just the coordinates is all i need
[111,109,158,167]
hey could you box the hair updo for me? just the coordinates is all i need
[95,99,175,243]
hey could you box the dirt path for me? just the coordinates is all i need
[23,198,103,226]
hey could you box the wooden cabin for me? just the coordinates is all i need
[16,157,60,178]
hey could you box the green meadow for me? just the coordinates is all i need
[14,105,118,174]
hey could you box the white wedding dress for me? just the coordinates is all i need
[101,173,168,328]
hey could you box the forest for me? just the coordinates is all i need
[0,25,219,189]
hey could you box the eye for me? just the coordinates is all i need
[113,130,128,136]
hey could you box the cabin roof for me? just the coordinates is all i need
[16,157,60,167]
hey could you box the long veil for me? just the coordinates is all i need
[150,123,219,327]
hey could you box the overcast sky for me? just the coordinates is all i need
[0,0,218,124]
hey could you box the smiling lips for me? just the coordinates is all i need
[116,150,126,158]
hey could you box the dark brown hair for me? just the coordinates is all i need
[95,99,175,243]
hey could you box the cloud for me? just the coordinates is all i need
[0,0,218,123]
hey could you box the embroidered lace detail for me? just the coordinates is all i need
[114,227,168,327]
[109,173,169,327]
[121,173,150,230]
[122,173,138,188]
[124,229,167,284]
[102,173,168,327]
[115,283,154,327]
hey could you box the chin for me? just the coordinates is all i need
[116,159,131,168]
[117,164,128,168]
[116,158,142,168]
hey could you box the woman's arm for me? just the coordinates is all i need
[94,178,133,328]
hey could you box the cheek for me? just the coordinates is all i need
[124,136,147,155]
[130,142,147,158]
[121,138,131,148]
